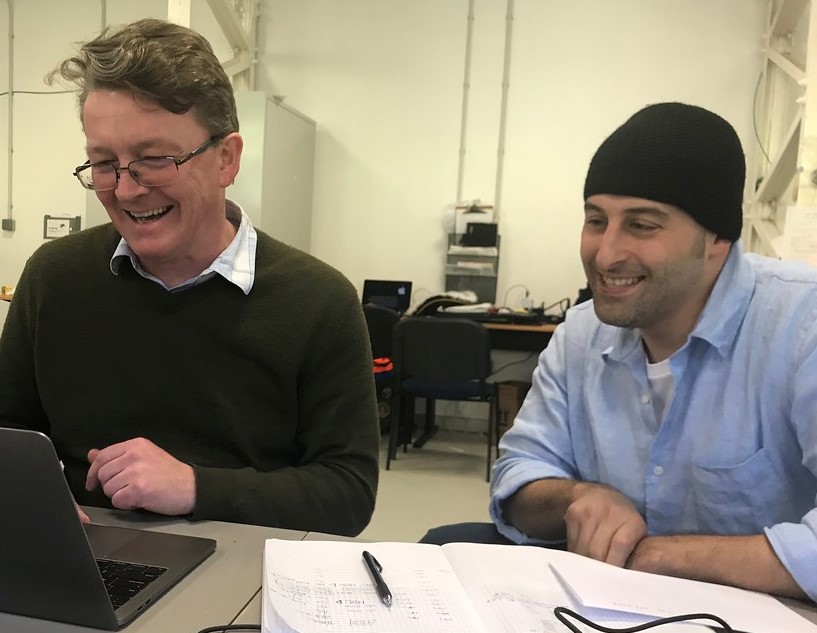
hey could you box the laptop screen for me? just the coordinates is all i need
[362,279,412,314]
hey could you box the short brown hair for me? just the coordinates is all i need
[51,18,238,136]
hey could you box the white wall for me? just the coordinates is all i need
[1,0,767,331]
[0,0,234,327]
[258,0,767,311]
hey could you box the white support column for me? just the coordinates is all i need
[167,0,192,27]
[166,0,257,90]
[794,1,817,206]
[747,0,817,257]
[206,0,257,90]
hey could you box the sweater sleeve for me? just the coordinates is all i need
[190,288,380,536]
[0,258,50,433]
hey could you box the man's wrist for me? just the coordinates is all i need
[568,480,603,504]
[626,536,663,572]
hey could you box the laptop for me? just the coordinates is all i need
[0,428,216,630]
[362,279,412,315]
[459,222,497,247]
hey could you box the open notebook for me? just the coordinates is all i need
[262,540,817,633]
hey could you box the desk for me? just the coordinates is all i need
[7,514,817,631]
[780,598,817,626]
[0,506,306,632]
[484,321,557,352]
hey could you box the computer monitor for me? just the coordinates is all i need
[362,279,412,315]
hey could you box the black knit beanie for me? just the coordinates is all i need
[583,102,745,242]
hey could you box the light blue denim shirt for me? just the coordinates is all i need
[491,241,817,599]
[110,199,257,294]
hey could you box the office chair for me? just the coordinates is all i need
[386,316,498,481]
[362,303,400,359]
[363,303,401,435]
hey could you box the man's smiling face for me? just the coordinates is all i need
[580,194,724,344]
[82,89,233,277]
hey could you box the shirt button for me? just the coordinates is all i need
[653,466,664,476]
[641,394,650,404]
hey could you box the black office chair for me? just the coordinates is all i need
[363,304,400,435]
[386,316,498,481]
[362,303,400,359]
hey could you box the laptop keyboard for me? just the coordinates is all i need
[95,558,168,608]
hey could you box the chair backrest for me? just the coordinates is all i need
[393,317,491,383]
[363,303,400,359]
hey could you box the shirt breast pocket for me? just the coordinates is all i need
[691,448,784,534]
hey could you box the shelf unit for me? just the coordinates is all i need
[746,0,817,256]
[444,233,500,303]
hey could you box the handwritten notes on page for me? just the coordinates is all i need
[441,544,707,633]
[263,540,486,633]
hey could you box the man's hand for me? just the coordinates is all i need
[76,502,91,524]
[85,437,195,516]
[565,482,647,567]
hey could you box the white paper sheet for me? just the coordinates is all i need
[550,549,817,633]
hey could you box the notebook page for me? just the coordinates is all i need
[441,544,711,633]
[263,540,487,633]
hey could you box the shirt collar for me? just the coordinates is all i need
[109,199,258,295]
[687,240,754,355]
[602,241,754,363]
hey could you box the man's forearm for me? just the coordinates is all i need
[627,534,807,599]
[502,478,584,540]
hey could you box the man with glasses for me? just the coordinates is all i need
[0,19,379,536]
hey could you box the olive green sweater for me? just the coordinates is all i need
[0,224,379,536]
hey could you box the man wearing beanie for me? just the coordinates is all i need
[491,101,817,599]
[425,103,817,601]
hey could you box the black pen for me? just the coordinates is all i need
[362,550,393,607]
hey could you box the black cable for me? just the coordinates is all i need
[195,625,261,633]
[542,297,571,316]
[490,352,535,377]
[503,283,529,308]
[752,71,772,164]
[554,606,734,633]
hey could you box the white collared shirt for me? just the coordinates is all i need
[109,199,257,295]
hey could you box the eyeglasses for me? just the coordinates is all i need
[72,134,226,191]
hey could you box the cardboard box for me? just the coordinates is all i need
[496,380,531,438]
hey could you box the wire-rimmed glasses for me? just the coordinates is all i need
[72,134,227,191]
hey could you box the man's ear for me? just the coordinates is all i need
[217,132,243,187]
[709,234,733,261]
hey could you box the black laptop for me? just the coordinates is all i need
[0,428,216,630]
[362,279,412,315]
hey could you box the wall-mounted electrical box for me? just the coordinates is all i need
[43,215,81,239]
